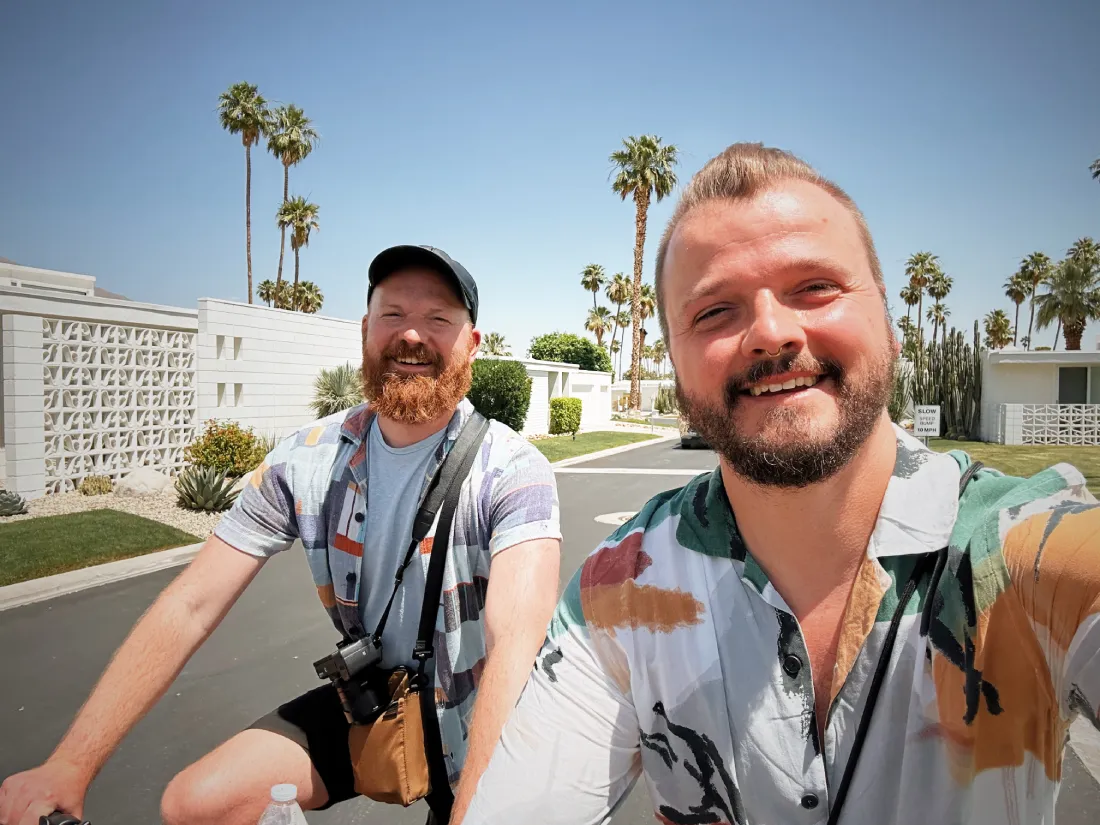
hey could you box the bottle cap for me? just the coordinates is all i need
[271,784,298,803]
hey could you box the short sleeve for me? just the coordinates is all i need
[466,572,641,824]
[486,439,561,556]
[214,434,300,558]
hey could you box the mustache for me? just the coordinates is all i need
[382,341,444,372]
[723,353,843,406]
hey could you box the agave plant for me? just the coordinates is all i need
[310,362,363,418]
[176,465,240,512]
[0,489,29,516]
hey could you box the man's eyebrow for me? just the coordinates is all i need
[683,257,851,303]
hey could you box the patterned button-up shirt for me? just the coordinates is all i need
[215,398,561,785]
[467,427,1100,825]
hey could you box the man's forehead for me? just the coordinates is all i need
[373,267,465,304]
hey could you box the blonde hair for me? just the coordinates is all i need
[654,143,885,342]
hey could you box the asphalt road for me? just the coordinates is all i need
[1,439,1098,824]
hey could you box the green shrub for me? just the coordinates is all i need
[175,465,240,512]
[469,359,532,432]
[654,386,678,414]
[310,362,363,419]
[549,397,582,436]
[79,475,114,496]
[184,420,266,478]
[528,332,612,373]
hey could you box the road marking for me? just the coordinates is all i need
[554,467,707,476]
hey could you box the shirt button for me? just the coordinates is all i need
[354,512,365,523]
[783,654,803,678]
[800,793,819,809]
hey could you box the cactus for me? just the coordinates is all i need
[78,474,114,496]
[910,320,984,440]
[0,489,29,516]
[175,465,240,512]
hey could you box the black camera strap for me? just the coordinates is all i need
[825,460,983,825]
[371,411,490,646]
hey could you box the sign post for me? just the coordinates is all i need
[914,404,941,446]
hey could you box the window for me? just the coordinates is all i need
[1058,367,1088,404]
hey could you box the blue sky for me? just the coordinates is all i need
[2,0,1098,355]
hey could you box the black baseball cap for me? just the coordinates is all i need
[367,245,479,325]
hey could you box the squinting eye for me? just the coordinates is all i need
[696,307,727,323]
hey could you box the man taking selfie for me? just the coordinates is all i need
[0,245,562,825]
[465,145,1100,825]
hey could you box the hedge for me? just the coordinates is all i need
[468,359,532,432]
[549,397,582,436]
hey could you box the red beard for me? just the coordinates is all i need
[361,340,473,425]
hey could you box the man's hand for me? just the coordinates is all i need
[0,758,88,825]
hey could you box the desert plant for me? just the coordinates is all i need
[79,475,114,496]
[0,490,29,516]
[549,397,583,437]
[310,363,363,418]
[912,320,984,440]
[888,363,912,424]
[184,419,266,477]
[176,465,240,512]
[468,359,532,433]
[654,386,678,415]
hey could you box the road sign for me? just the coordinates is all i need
[914,405,941,438]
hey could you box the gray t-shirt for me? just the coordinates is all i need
[358,418,448,669]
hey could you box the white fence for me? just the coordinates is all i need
[986,403,1100,445]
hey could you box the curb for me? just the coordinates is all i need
[1071,717,1100,783]
[551,431,679,468]
[0,541,205,613]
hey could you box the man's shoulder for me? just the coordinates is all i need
[259,405,366,473]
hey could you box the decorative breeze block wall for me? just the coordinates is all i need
[42,319,197,492]
[1020,404,1100,446]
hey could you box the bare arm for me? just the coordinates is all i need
[0,535,265,824]
[449,537,560,825]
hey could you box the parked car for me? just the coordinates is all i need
[678,418,707,449]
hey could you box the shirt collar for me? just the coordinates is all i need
[339,397,474,449]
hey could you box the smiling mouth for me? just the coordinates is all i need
[391,356,434,368]
[744,374,824,397]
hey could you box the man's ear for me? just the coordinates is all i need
[467,328,482,364]
[361,313,369,338]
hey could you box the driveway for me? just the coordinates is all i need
[1,439,1098,823]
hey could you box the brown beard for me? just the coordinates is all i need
[676,344,895,488]
[361,339,473,425]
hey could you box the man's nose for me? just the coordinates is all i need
[740,292,806,359]
[400,326,424,346]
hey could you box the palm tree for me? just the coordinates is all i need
[904,252,939,351]
[610,135,679,409]
[257,279,277,307]
[983,310,1013,349]
[610,339,621,377]
[295,280,324,313]
[1034,260,1100,351]
[652,338,667,376]
[614,310,631,379]
[218,82,271,305]
[1003,273,1029,346]
[273,279,294,310]
[606,273,632,369]
[275,196,320,310]
[925,303,951,346]
[899,283,921,325]
[585,306,613,349]
[1068,237,1100,271]
[637,282,657,355]
[481,332,511,356]
[580,264,607,312]
[268,105,318,291]
[1020,251,1053,350]
[1091,158,1100,181]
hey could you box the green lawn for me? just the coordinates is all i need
[534,431,659,463]
[0,510,201,587]
[611,416,679,429]
[928,439,1100,491]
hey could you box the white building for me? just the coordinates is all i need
[981,342,1100,445]
[1,263,611,499]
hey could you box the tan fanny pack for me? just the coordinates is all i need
[337,412,490,814]
[348,668,430,805]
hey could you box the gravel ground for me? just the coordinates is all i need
[2,488,222,539]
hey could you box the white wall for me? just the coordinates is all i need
[196,299,361,438]
[570,370,612,430]
[611,379,674,413]
[524,370,550,437]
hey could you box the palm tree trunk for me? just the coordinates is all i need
[293,247,301,311]
[245,143,253,304]
[610,301,622,368]
[1026,286,1037,350]
[1012,303,1020,346]
[276,164,289,288]
[916,290,924,355]
[1064,319,1084,351]
[629,189,650,410]
[1054,319,1061,350]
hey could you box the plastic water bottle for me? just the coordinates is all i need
[257,784,308,825]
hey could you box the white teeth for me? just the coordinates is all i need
[782,379,797,390]
[749,375,820,395]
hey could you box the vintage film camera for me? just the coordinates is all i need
[313,635,394,724]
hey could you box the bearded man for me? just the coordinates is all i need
[0,246,561,825]
[465,145,1100,825]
